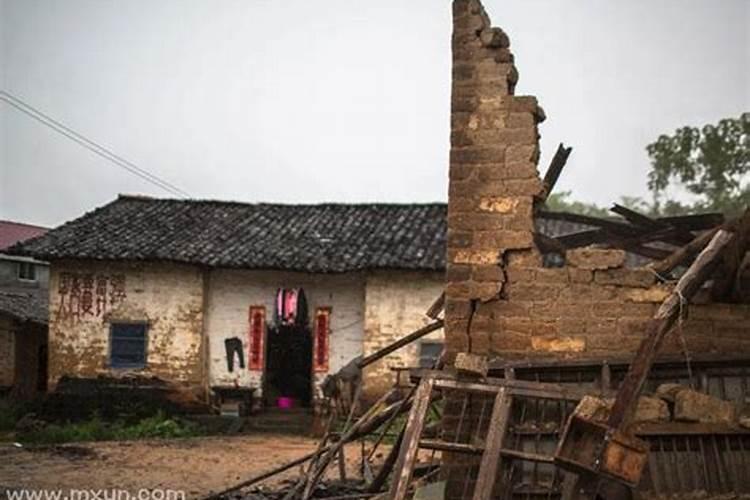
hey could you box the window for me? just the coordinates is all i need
[18,262,37,281]
[419,341,443,368]
[110,323,147,368]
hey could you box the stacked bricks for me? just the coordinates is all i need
[446,0,545,360]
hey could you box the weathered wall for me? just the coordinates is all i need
[443,1,750,496]
[205,269,366,400]
[0,315,15,387]
[445,0,544,361]
[444,0,750,364]
[48,260,205,393]
[362,271,444,400]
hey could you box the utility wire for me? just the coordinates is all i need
[0,90,191,198]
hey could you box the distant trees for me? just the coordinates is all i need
[545,113,750,217]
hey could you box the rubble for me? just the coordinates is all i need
[674,389,736,424]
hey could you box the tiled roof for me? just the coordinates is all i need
[9,196,599,273]
[0,289,48,325]
[10,196,448,273]
[0,220,48,251]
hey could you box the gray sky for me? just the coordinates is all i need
[1,0,748,227]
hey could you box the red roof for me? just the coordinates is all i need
[0,220,48,251]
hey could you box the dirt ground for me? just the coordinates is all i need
[0,435,374,499]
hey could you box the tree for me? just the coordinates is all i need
[545,191,652,217]
[646,113,750,215]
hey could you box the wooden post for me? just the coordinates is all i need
[607,229,735,430]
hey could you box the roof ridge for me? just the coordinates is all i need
[116,194,448,208]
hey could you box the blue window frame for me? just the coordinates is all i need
[110,323,147,368]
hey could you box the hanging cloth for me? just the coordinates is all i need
[274,288,309,327]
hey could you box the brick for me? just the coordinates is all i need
[634,396,670,423]
[474,230,533,250]
[594,268,656,288]
[531,335,586,353]
[445,298,472,319]
[478,196,518,213]
[505,144,539,163]
[471,264,505,282]
[505,266,534,284]
[451,249,499,265]
[509,282,560,301]
[479,27,510,48]
[585,318,617,336]
[674,389,736,424]
[568,268,593,283]
[447,230,473,248]
[450,146,506,164]
[454,352,489,376]
[618,317,651,337]
[622,285,671,303]
[566,247,626,270]
[535,267,569,283]
[446,264,472,282]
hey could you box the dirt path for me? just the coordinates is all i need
[0,435,374,499]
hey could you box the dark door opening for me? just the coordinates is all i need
[263,324,313,408]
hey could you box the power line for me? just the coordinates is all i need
[0,90,191,198]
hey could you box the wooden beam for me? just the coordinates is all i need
[607,228,736,430]
[610,203,694,245]
[649,227,720,276]
[539,143,573,201]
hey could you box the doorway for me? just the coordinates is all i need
[263,324,313,408]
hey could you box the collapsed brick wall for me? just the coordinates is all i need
[444,0,750,365]
[442,0,750,497]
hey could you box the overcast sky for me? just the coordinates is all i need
[1,0,748,227]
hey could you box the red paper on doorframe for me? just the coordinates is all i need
[313,307,331,372]
[248,306,265,371]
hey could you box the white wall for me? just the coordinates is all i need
[205,269,365,399]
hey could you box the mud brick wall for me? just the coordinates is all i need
[445,0,545,361]
[444,0,750,365]
[47,260,205,395]
[442,0,750,496]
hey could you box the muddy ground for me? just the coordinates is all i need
[0,435,373,499]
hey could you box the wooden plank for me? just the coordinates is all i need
[358,320,443,369]
[473,389,512,500]
[388,377,435,500]
[420,369,589,400]
[607,229,736,430]
[417,439,555,464]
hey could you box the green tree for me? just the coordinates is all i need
[646,113,750,215]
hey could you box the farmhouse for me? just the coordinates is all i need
[11,197,450,407]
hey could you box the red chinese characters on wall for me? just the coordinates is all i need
[56,272,127,322]
[313,307,331,373]
[248,306,266,371]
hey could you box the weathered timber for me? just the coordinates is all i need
[388,378,435,500]
[610,204,694,245]
[425,292,445,320]
[357,320,444,369]
[473,389,512,500]
[649,227,720,276]
[539,143,573,201]
[607,228,736,430]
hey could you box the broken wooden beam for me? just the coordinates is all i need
[649,226,720,276]
[539,143,573,201]
[425,292,445,320]
[357,320,444,369]
[607,228,736,430]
